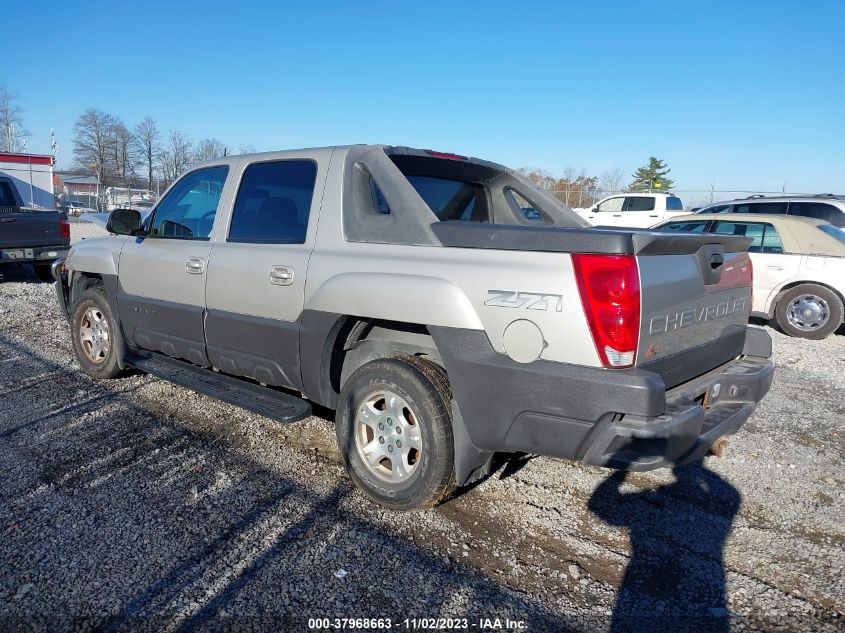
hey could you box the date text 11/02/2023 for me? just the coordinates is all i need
[307,617,528,630]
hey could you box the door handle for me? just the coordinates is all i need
[269,265,294,286]
[612,214,622,217]
[649,214,659,218]
[766,264,784,271]
[1,218,15,223]
[185,257,206,274]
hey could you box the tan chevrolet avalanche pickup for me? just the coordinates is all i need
[53,145,774,509]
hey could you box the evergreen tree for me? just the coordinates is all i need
[630,157,674,192]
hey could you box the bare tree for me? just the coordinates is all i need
[159,131,195,185]
[236,143,256,155]
[599,168,628,195]
[194,137,226,162]
[108,121,138,183]
[133,117,160,189]
[73,108,117,189]
[516,167,556,191]
[0,85,29,152]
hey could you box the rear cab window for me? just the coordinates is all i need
[666,196,684,210]
[406,176,489,222]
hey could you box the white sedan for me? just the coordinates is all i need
[655,213,845,339]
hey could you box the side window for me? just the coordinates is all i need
[788,202,844,227]
[734,202,787,215]
[660,220,708,232]
[714,221,766,252]
[623,196,656,211]
[596,197,624,212]
[703,204,732,214]
[228,160,317,244]
[761,223,783,253]
[149,166,228,239]
[0,181,18,206]
[504,188,543,221]
[666,196,684,211]
[370,178,390,214]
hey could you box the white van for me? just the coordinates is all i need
[577,192,687,228]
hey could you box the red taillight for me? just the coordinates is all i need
[60,216,70,239]
[572,254,641,368]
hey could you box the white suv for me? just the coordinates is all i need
[576,192,687,228]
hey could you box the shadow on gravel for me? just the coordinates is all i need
[588,462,740,633]
[0,333,580,631]
[0,263,52,284]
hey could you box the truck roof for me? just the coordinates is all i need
[192,144,509,172]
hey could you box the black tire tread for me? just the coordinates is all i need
[71,285,124,379]
[336,354,456,510]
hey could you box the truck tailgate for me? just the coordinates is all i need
[0,208,64,249]
[637,246,753,389]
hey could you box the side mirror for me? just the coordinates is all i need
[106,208,142,236]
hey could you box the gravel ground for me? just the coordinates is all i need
[0,220,842,631]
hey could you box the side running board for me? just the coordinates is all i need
[126,353,312,423]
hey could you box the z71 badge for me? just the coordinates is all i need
[484,290,563,312]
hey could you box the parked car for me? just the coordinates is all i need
[0,176,70,282]
[59,200,96,216]
[693,194,845,228]
[53,145,773,509]
[574,192,687,228]
[656,214,845,339]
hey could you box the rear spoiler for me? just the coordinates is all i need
[431,221,753,256]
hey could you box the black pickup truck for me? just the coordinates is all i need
[0,176,70,281]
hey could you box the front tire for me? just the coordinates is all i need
[335,355,456,509]
[774,284,843,340]
[71,286,124,379]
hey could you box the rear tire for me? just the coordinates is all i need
[34,263,54,283]
[335,355,456,509]
[71,286,124,379]
[774,284,843,340]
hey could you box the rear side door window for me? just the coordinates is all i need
[788,202,845,227]
[623,197,656,211]
[714,220,782,253]
[228,160,318,243]
[149,166,229,240]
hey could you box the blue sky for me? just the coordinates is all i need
[4,0,844,199]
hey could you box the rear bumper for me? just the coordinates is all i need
[580,351,773,470]
[0,245,69,264]
[430,326,774,481]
